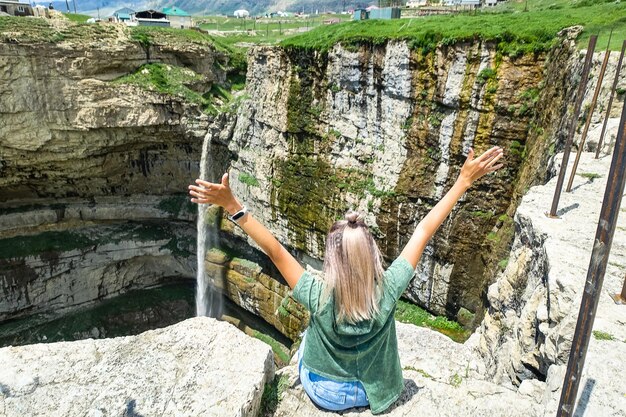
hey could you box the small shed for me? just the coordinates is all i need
[353,8,368,20]
[112,7,135,22]
[369,7,401,19]
[163,6,192,29]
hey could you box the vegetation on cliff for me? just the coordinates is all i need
[395,299,470,342]
[282,0,625,54]
[112,63,237,114]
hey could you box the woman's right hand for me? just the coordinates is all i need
[188,173,243,215]
[457,146,504,189]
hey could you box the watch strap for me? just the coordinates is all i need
[228,206,247,223]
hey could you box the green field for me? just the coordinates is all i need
[197,13,351,49]
[62,12,91,23]
[489,0,626,50]
[282,0,626,53]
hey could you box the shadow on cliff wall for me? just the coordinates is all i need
[123,399,144,417]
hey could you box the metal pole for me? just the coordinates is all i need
[596,40,626,159]
[566,32,612,192]
[556,90,626,417]
[611,274,626,304]
[549,36,598,217]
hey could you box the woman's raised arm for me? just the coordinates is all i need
[400,146,504,269]
[188,173,304,289]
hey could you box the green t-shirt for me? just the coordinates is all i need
[292,256,416,414]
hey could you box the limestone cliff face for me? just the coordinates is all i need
[0,26,237,321]
[222,34,579,322]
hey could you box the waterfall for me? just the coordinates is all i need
[196,134,222,318]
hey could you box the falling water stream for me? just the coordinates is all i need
[196,135,222,317]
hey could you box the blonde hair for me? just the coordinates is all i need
[322,211,384,323]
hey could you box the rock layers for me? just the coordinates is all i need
[0,22,237,322]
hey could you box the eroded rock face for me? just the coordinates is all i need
[475,152,626,414]
[0,31,235,321]
[204,247,309,341]
[0,35,224,200]
[224,37,576,321]
[0,317,275,417]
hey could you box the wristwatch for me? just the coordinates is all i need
[228,206,248,224]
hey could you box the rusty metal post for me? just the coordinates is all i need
[595,40,626,159]
[610,274,626,304]
[566,33,612,192]
[556,91,626,417]
[548,36,597,218]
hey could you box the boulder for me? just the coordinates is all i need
[0,317,274,417]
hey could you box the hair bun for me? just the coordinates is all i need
[345,211,360,224]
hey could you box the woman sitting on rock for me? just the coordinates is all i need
[188,146,504,414]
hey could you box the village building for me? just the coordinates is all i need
[111,7,135,23]
[135,9,169,27]
[162,7,192,29]
[0,0,33,16]
[353,6,401,20]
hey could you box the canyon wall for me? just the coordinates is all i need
[3,19,624,347]
[219,28,590,326]
[0,22,239,321]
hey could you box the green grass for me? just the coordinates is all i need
[238,172,260,187]
[487,0,626,51]
[62,13,91,23]
[112,63,231,114]
[403,366,433,379]
[592,330,615,341]
[578,172,602,180]
[197,14,349,33]
[281,0,626,54]
[470,210,494,220]
[449,372,463,388]
[253,331,291,364]
[498,258,509,270]
[259,374,289,416]
[194,14,350,52]
[395,299,470,343]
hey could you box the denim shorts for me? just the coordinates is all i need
[297,332,369,411]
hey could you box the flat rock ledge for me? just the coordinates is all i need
[0,317,274,417]
[274,323,544,417]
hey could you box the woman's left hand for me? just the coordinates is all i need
[188,173,242,214]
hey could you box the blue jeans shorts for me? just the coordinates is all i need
[297,331,369,411]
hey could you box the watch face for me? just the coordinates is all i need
[232,209,246,221]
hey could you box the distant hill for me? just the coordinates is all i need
[53,0,376,17]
